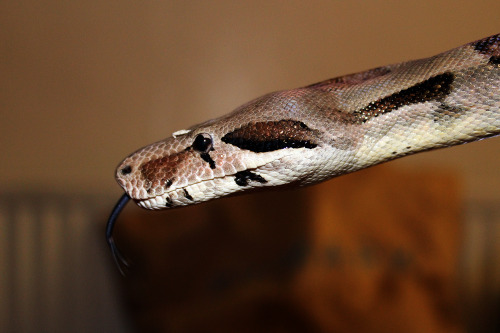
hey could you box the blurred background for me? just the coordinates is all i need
[1,1,499,332]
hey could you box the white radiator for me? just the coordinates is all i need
[0,193,129,333]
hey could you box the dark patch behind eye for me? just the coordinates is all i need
[354,72,454,123]
[221,120,318,153]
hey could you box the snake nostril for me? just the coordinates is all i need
[120,165,132,175]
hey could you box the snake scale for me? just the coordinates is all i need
[107,34,500,271]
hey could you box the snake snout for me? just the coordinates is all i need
[115,161,138,189]
[116,163,133,185]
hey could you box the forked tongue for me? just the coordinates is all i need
[106,193,131,275]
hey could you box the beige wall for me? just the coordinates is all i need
[1,1,499,201]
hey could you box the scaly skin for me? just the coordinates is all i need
[115,34,499,210]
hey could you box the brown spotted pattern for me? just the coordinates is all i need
[140,150,189,193]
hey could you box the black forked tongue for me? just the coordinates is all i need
[106,193,131,275]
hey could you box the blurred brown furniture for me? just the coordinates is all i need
[116,164,463,333]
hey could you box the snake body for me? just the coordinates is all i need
[114,34,499,211]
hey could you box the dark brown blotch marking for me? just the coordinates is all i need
[354,72,454,123]
[234,170,267,186]
[473,34,500,56]
[140,151,188,189]
[165,197,173,208]
[222,120,318,153]
[489,56,500,65]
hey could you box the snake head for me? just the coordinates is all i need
[114,90,352,210]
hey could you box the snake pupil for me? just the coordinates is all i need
[192,133,213,153]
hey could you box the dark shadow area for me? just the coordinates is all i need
[114,187,316,333]
[107,166,488,333]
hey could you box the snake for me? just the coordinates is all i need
[107,33,499,272]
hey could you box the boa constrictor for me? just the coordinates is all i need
[107,34,499,271]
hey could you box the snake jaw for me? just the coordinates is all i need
[132,166,273,210]
[116,140,312,210]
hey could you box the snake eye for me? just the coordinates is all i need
[192,133,213,153]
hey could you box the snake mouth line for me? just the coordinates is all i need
[136,171,267,209]
[136,186,196,209]
[133,149,298,209]
[135,174,241,209]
